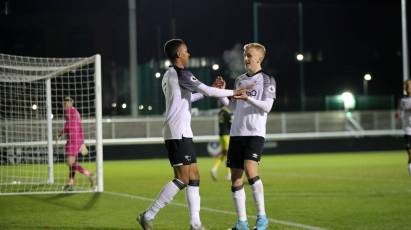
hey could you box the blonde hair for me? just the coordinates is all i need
[243,43,266,58]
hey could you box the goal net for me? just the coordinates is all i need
[0,53,103,195]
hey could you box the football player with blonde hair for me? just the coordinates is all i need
[218,42,275,230]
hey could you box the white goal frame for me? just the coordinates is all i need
[0,54,103,195]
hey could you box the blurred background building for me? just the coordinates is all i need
[0,0,407,157]
[0,0,404,116]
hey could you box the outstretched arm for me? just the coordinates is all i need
[195,83,247,98]
[195,84,233,97]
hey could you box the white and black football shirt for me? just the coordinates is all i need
[229,70,276,138]
[162,66,234,140]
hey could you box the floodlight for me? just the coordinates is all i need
[164,60,171,67]
[341,91,355,110]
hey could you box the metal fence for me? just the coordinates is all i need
[102,110,402,144]
[0,110,402,147]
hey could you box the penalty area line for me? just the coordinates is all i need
[104,190,327,230]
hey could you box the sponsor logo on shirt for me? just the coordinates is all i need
[246,90,257,97]
[251,153,258,159]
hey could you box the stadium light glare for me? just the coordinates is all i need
[212,64,219,70]
[122,103,127,109]
[138,105,144,110]
[164,60,171,67]
[32,104,37,110]
[155,72,161,78]
[364,73,372,81]
[296,53,304,61]
[148,105,152,111]
[112,102,117,108]
[201,58,207,67]
[341,91,355,110]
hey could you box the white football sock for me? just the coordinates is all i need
[186,185,202,228]
[251,179,266,216]
[232,186,247,221]
[145,180,181,220]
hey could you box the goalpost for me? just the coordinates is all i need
[0,53,103,195]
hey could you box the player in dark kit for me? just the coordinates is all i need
[210,105,233,181]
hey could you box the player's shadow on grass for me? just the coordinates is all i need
[28,192,101,211]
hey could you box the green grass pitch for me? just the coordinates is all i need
[1,150,411,230]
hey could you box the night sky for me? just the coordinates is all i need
[0,0,405,113]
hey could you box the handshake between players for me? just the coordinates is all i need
[212,76,253,101]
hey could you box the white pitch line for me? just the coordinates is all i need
[105,191,327,230]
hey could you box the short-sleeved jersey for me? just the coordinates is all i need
[399,96,411,135]
[230,70,276,137]
[218,106,232,135]
[63,106,84,154]
[162,66,203,140]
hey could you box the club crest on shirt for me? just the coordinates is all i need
[190,76,198,82]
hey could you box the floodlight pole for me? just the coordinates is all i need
[253,2,306,110]
[363,79,368,95]
[129,0,138,116]
[402,0,409,83]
